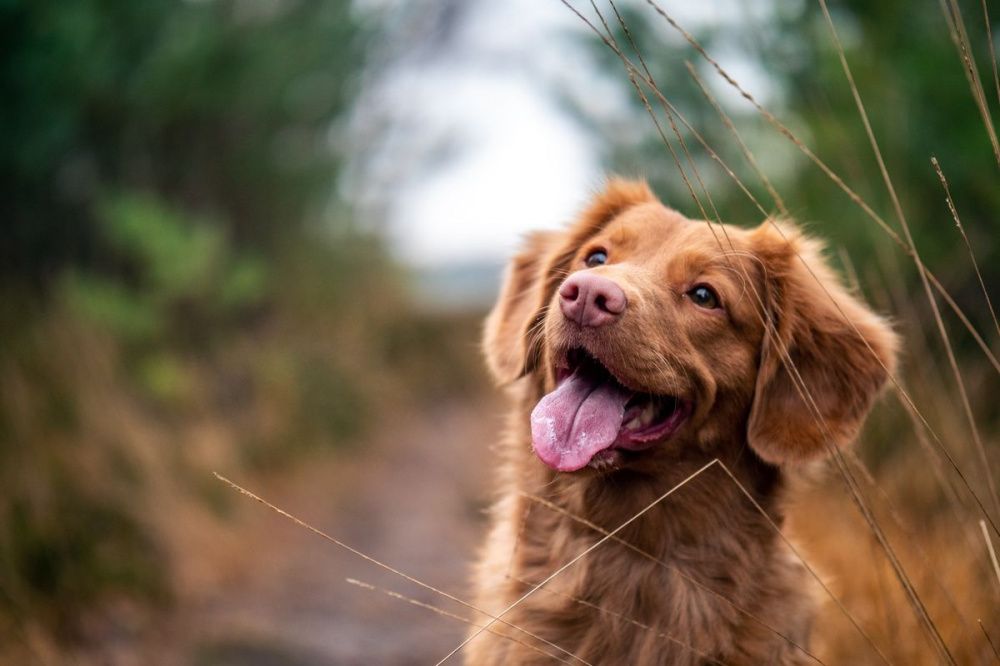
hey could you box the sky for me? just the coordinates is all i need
[349,0,777,271]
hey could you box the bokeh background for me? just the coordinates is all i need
[2,0,998,663]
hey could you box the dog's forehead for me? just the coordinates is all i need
[607,204,752,258]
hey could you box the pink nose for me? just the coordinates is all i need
[559,273,627,327]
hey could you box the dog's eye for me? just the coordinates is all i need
[584,250,608,268]
[688,285,720,309]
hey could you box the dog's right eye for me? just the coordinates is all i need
[688,285,721,309]
[585,250,608,267]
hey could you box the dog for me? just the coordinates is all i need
[466,179,898,665]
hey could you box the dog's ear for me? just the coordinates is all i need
[483,230,562,384]
[483,178,656,384]
[746,221,899,465]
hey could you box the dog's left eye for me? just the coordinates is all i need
[585,250,608,267]
[688,285,720,309]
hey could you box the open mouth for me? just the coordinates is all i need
[530,348,691,472]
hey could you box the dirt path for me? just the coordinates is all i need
[167,396,502,665]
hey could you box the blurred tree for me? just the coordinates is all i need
[1,0,365,289]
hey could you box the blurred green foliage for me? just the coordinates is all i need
[68,194,267,330]
[3,489,168,641]
[1,0,365,285]
[0,0,427,648]
[62,193,268,402]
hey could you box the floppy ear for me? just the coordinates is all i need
[482,230,562,383]
[746,221,899,465]
[482,177,657,384]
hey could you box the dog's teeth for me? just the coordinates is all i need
[624,401,661,431]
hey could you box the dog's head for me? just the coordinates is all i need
[484,178,898,474]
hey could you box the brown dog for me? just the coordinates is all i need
[467,179,897,665]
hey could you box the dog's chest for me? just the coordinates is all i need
[510,535,752,663]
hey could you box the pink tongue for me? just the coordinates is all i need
[530,370,633,472]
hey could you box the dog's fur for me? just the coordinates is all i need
[468,179,898,665]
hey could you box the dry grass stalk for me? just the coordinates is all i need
[939,0,1000,166]
[981,520,1000,591]
[981,0,1000,112]
[930,156,1000,338]
[685,60,790,217]
[980,619,1000,660]
[813,0,999,554]
[797,13,1000,653]
[343,578,576,665]
[211,473,589,665]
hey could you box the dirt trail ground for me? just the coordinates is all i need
[152,396,500,666]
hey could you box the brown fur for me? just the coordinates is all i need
[468,179,898,665]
